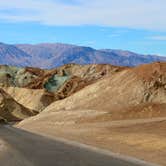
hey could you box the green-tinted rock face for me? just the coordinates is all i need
[44,74,70,92]
[14,69,37,87]
[0,64,122,95]
[0,65,72,93]
[0,66,37,87]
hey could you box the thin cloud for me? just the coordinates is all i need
[0,0,166,30]
[149,36,166,41]
[108,34,121,38]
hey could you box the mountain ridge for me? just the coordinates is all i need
[0,42,165,69]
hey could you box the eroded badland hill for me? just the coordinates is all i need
[0,62,166,165]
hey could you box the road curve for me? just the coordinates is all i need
[0,126,157,166]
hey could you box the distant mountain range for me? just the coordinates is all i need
[0,42,165,69]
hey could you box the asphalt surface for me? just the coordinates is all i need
[0,126,155,166]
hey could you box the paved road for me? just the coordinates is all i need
[0,126,156,166]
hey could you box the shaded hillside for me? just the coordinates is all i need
[2,87,54,112]
[0,89,36,122]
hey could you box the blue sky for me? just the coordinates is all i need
[0,0,166,55]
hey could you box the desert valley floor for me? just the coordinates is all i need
[0,62,166,165]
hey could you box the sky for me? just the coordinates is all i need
[0,0,166,55]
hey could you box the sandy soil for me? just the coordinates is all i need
[18,113,166,166]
